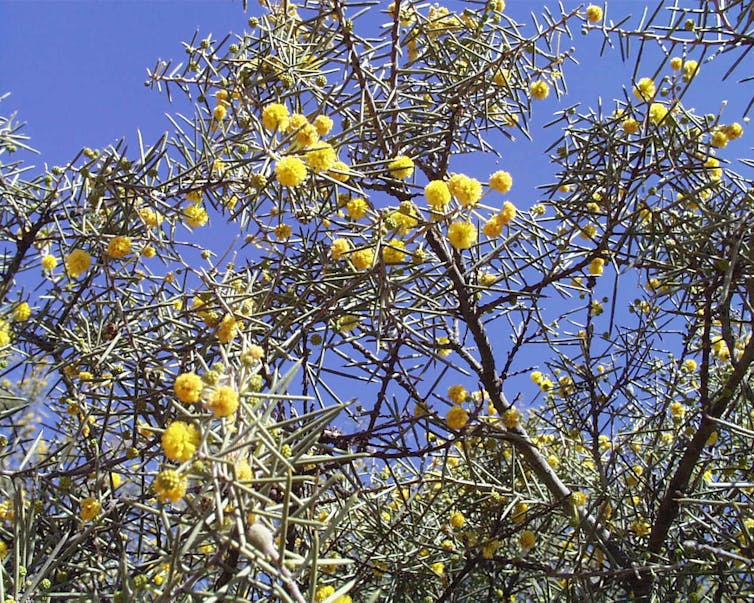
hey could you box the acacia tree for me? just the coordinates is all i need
[0,1,753,601]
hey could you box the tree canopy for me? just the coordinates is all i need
[0,1,753,601]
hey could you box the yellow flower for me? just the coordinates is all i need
[41,254,58,271]
[153,469,188,503]
[530,371,544,384]
[519,530,536,549]
[331,238,351,260]
[382,238,407,264]
[447,221,477,250]
[622,118,640,134]
[630,519,651,536]
[351,248,375,270]
[207,386,239,418]
[346,197,369,220]
[449,511,466,528]
[482,539,500,559]
[682,359,697,372]
[305,142,337,172]
[436,336,452,357]
[313,115,334,136]
[511,501,528,523]
[425,180,451,209]
[80,497,101,521]
[682,59,699,81]
[448,384,468,404]
[502,407,521,429]
[65,249,92,278]
[388,155,414,180]
[213,104,227,121]
[328,160,350,182]
[161,421,201,462]
[585,5,603,22]
[648,102,669,125]
[315,585,336,602]
[669,401,687,419]
[107,236,132,259]
[0,540,8,559]
[588,257,605,276]
[13,302,31,322]
[489,170,513,194]
[530,80,550,100]
[724,122,743,140]
[633,77,656,101]
[261,103,289,131]
[174,372,203,404]
[499,201,517,224]
[216,314,239,344]
[142,245,156,258]
[274,224,292,240]
[235,458,253,481]
[710,129,728,148]
[430,562,445,576]
[670,56,682,70]
[704,157,722,181]
[448,173,482,206]
[571,491,587,507]
[275,156,308,187]
[287,114,319,146]
[183,204,208,228]
[446,406,469,430]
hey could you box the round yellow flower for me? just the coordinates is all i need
[670,56,683,70]
[632,77,655,101]
[107,236,132,259]
[425,180,451,209]
[65,249,92,278]
[502,407,521,429]
[313,115,334,136]
[274,224,292,240]
[387,155,414,180]
[449,511,466,528]
[305,142,337,172]
[153,469,188,503]
[519,530,536,550]
[710,129,728,148]
[174,372,204,404]
[382,238,407,264]
[261,103,289,131]
[669,401,687,418]
[41,254,58,271]
[489,170,513,194]
[448,384,467,404]
[351,248,375,270]
[315,585,336,602]
[346,197,369,220]
[275,156,308,187]
[448,173,482,206]
[80,497,101,521]
[183,204,208,228]
[207,386,239,418]
[648,102,669,125]
[585,5,603,22]
[13,302,31,322]
[622,118,640,134]
[0,539,8,559]
[331,238,351,260]
[682,59,698,81]
[213,104,227,121]
[511,501,528,523]
[530,80,550,100]
[446,406,469,430]
[161,421,201,462]
[447,221,477,250]
[216,314,239,344]
[724,122,743,140]
[588,257,605,276]
[328,160,350,182]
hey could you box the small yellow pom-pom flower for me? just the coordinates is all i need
[351,248,375,270]
[448,173,482,207]
[328,160,350,182]
[511,501,528,523]
[724,122,743,140]
[139,207,163,228]
[632,77,656,101]
[446,406,469,430]
[0,540,8,559]
[216,314,239,344]
[447,221,477,250]
[213,104,227,121]
[331,238,351,260]
[107,236,132,259]
[206,385,239,418]
[382,238,407,264]
[41,254,58,272]
[499,201,516,224]
[431,561,445,576]
[346,197,369,220]
[261,103,289,131]
[274,224,292,240]
[449,511,466,528]
[622,118,640,134]
[315,585,336,602]
[305,142,337,172]
[161,421,201,462]
[670,56,682,70]
[588,257,605,276]
[174,372,203,404]
[710,129,728,148]
[483,216,504,238]
[183,204,208,228]
[80,497,101,521]
[682,358,697,372]
[448,384,467,404]
[669,401,687,419]
[388,155,415,180]
[65,249,92,279]
[585,5,603,22]
[682,59,698,81]
[313,114,334,136]
[275,156,308,187]
[530,80,550,100]
[502,406,521,429]
[153,469,188,503]
[519,530,536,550]
[13,302,31,322]
[425,180,451,209]
[489,170,513,194]
[648,102,669,125]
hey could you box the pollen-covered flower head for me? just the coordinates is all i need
[80,497,101,521]
[446,406,469,430]
[65,249,92,279]
[174,372,204,404]
[107,236,132,259]
[447,221,477,250]
[153,469,188,503]
[425,180,451,209]
[387,155,414,180]
[161,421,201,462]
[489,170,513,194]
[632,77,656,101]
[585,5,602,22]
[275,156,308,187]
[261,102,290,131]
[206,385,239,418]
[530,80,550,100]
[448,173,482,207]
[305,142,337,172]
